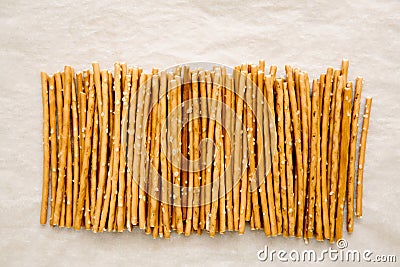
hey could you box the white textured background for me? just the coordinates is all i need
[1,0,399,266]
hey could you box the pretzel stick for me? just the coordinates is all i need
[40,72,50,224]
[129,73,147,227]
[205,73,217,231]
[335,84,352,241]
[320,68,333,239]
[74,76,95,230]
[125,68,139,230]
[341,59,349,84]
[283,82,295,236]
[346,78,362,229]
[305,80,318,238]
[275,78,289,237]
[297,72,309,237]
[239,93,248,234]
[149,74,160,228]
[191,72,201,231]
[265,75,282,235]
[53,66,72,225]
[92,70,109,232]
[158,71,171,237]
[69,73,79,228]
[90,96,98,225]
[138,74,153,230]
[248,73,261,230]
[105,63,122,231]
[92,63,103,139]
[198,71,207,230]
[329,76,344,242]
[169,78,184,233]
[356,97,372,218]
[260,74,276,236]
[224,76,235,231]
[50,72,63,224]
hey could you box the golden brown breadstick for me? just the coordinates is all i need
[40,72,50,225]
[90,95,98,224]
[356,97,372,218]
[347,77,363,231]
[335,84,352,241]
[192,72,201,230]
[329,76,344,242]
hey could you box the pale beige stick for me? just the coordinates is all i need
[130,73,147,226]
[107,63,123,231]
[138,74,153,230]
[47,75,58,226]
[90,96,98,225]
[210,73,222,237]
[283,82,295,236]
[233,70,245,232]
[74,76,95,230]
[159,71,171,237]
[329,76,345,242]
[347,78,363,228]
[69,73,79,228]
[265,75,282,234]
[126,67,139,230]
[192,72,201,231]
[275,78,288,237]
[224,76,234,231]
[40,72,50,225]
[306,80,319,239]
[149,74,161,228]
[297,73,309,238]
[356,97,372,218]
[53,66,72,225]
[335,85,352,241]
[205,74,218,231]
[92,70,109,232]
[115,70,132,232]
[262,73,276,236]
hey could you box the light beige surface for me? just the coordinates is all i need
[1,0,399,266]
